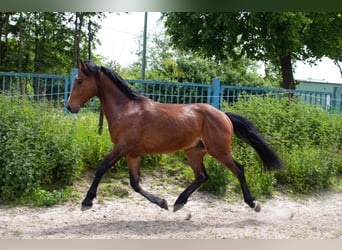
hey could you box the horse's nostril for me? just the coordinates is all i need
[66,104,80,113]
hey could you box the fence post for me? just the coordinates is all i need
[64,68,78,114]
[211,78,221,109]
[70,68,78,87]
[63,76,69,115]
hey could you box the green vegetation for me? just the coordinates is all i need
[0,96,109,206]
[226,96,342,195]
[163,12,342,89]
[0,12,105,74]
[0,94,341,206]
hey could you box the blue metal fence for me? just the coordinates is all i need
[1,70,341,114]
[0,72,69,113]
[126,79,212,105]
[219,85,335,112]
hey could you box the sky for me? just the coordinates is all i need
[95,12,342,84]
[95,12,162,66]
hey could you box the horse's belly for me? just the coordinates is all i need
[141,133,201,154]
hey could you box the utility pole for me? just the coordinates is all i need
[88,20,92,61]
[88,19,104,135]
[141,12,148,80]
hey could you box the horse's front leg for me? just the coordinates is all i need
[81,145,127,211]
[128,156,168,210]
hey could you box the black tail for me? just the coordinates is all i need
[226,112,283,171]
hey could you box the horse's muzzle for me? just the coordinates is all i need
[67,104,80,113]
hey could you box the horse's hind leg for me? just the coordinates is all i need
[128,156,168,210]
[173,147,208,212]
[233,159,260,212]
[213,153,260,212]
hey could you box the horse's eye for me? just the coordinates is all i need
[77,79,83,85]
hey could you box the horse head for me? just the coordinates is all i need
[67,60,99,113]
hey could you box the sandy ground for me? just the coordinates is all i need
[1,178,342,239]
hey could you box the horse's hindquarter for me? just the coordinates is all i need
[200,104,234,155]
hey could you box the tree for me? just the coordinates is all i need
[71,12,106,68]
[0,12,105,74]
[162,12,342,89]
[120,30,279,87]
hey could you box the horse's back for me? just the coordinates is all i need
[152,102,233,150]
[136,102,205,153]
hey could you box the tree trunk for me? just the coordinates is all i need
[33,13,40,73]
[73,12,83,68]
[334,60,342,78]
[0,14,3,66]
[18,13,24,94]
[280,54,295,90]
[0,13,11,67]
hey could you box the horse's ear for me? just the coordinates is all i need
[80,60,87,69]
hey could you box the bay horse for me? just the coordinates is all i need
[67,61,283,213]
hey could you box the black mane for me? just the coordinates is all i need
[83,61,143,100]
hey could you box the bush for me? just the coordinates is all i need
[275,145,338,193]
[225,96,341,194]
[199,143,276,198]
[0,96,83,205]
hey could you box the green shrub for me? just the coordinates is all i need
[69,114,113,169]
[0,96,83,204]
[224,96,341,194]
[29,187,71,207]
[275,145,338,193]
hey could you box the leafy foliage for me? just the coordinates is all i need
[162,12,342,89]
[156,96,341,198]
[0,96,84,204]
[0,12,105,74]
[118,30,280,87]
[226,96,342,194]
[200,156,231,197]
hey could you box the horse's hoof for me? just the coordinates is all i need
[81,205,92,211]
[253,201,261,212]
[81,200,93,211]
[160,199,169,210]
[173,203,184,212]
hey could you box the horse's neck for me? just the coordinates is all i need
[97,78,130,121]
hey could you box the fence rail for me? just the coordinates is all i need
[1,70,341,115]
[219,85,335,112]
[0,72,69,113]
[126,79,212,105]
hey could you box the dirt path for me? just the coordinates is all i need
[1,180,342,239]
